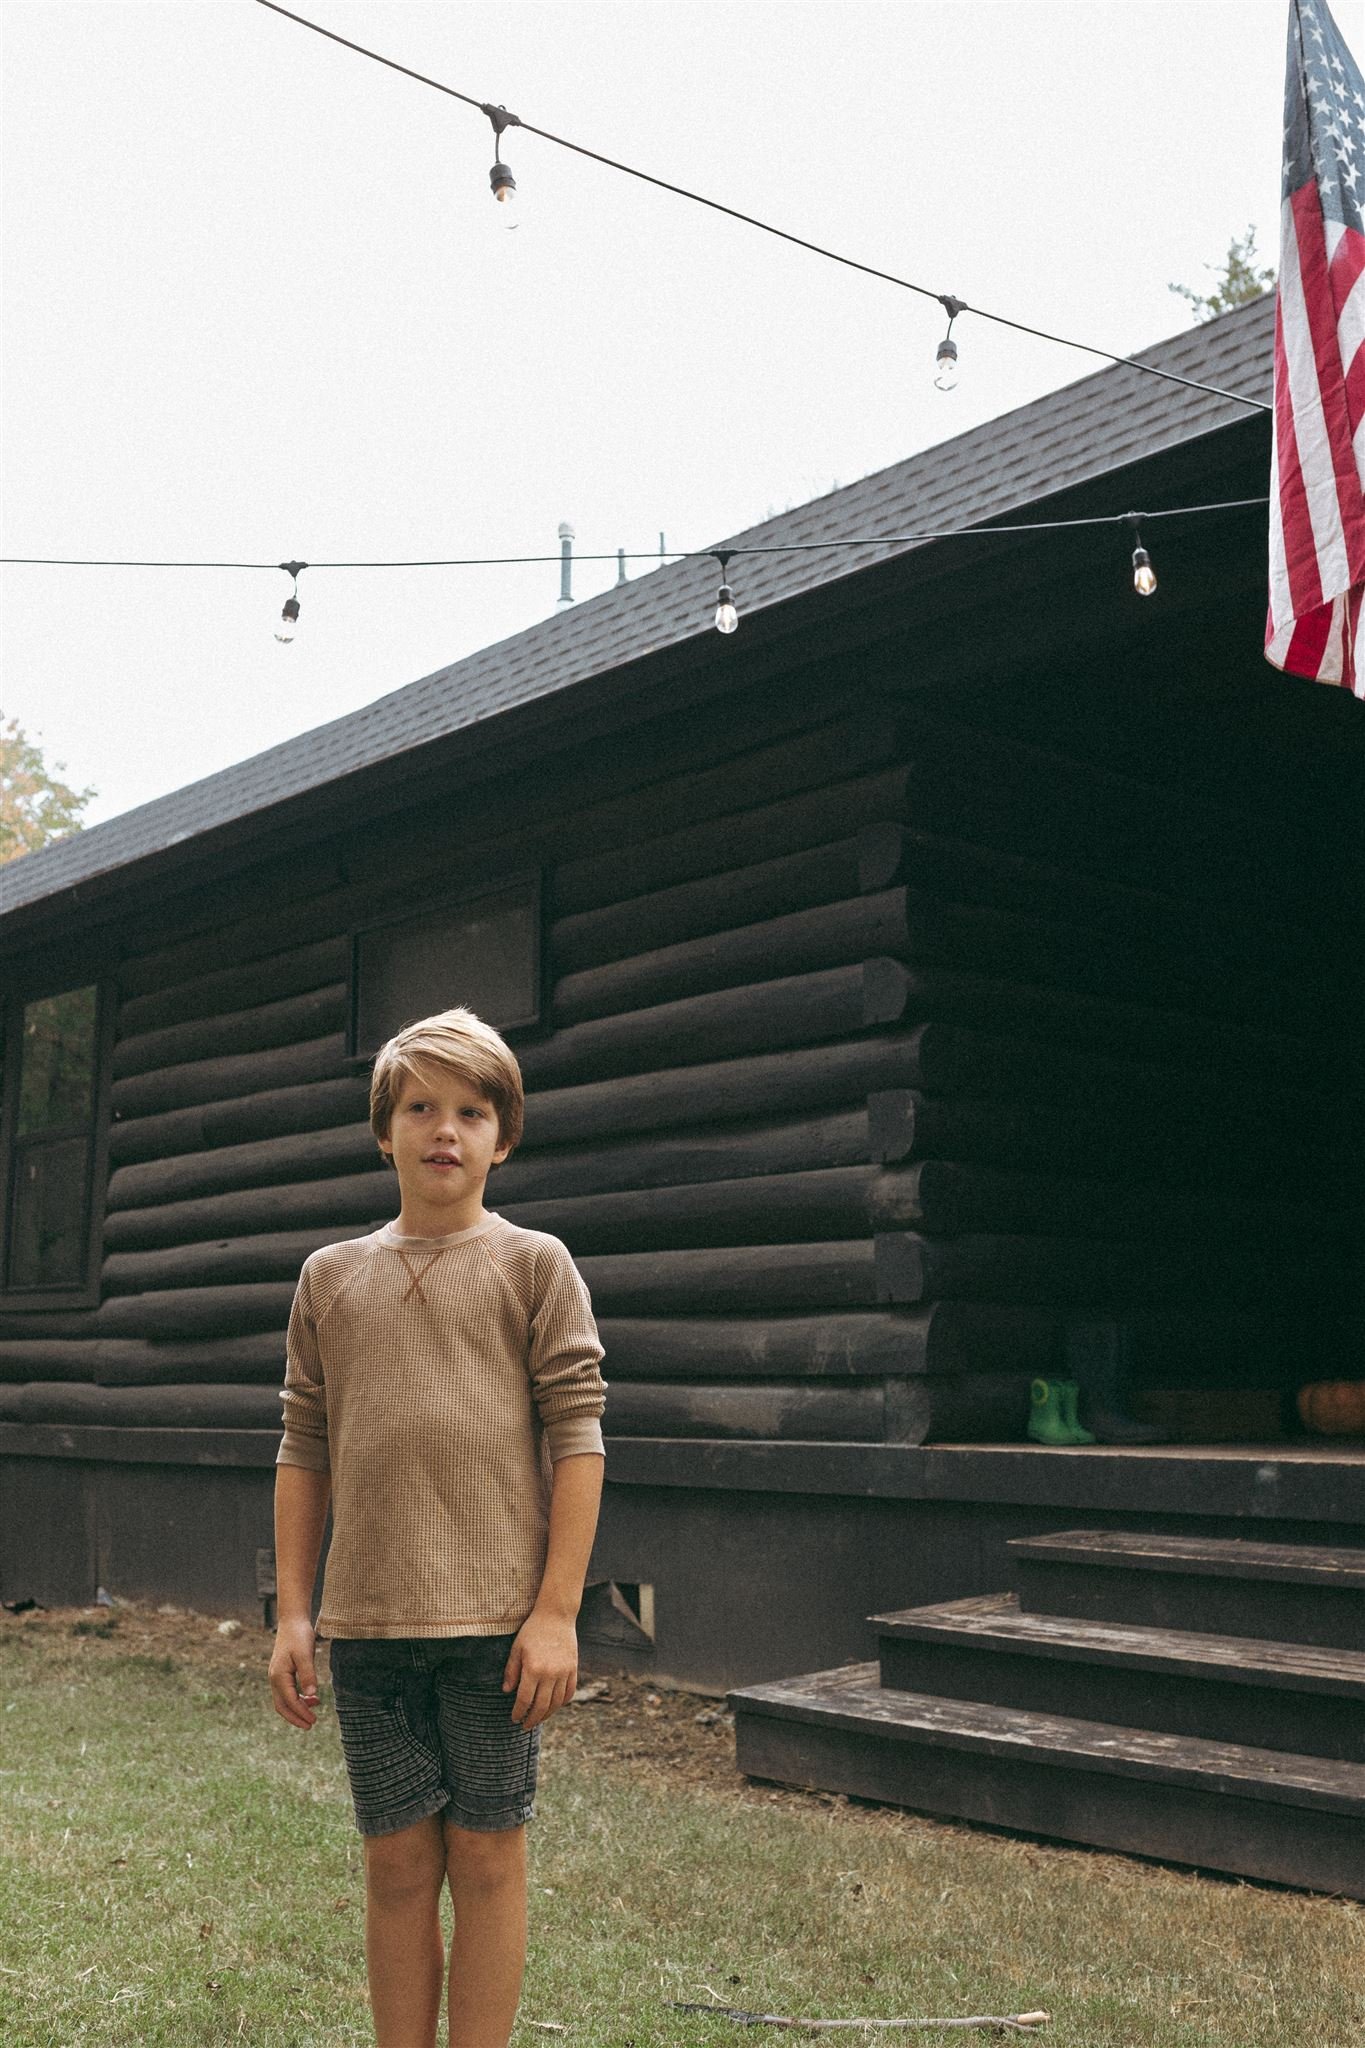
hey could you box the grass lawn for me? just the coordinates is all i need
[0,1603,1361,2048]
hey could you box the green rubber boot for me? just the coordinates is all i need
[1028,1378,1080,1445]
[1058,1379,1098,1445]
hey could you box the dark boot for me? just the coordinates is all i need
[1064,1320,1167,1443]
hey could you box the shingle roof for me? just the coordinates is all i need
[1,295,1273,926]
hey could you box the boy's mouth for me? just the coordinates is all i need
[424,1153,461,1168]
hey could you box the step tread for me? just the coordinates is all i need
[727,1661,1365,1815]
[869,1593,1365,1693]
[1006,1528,1365,1587]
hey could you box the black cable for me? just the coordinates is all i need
[0,496,1271,572]
[252,0,1271,415]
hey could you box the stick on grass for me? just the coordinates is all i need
[668,2000,1051,2033]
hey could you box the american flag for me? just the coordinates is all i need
[1265,0,1365,695]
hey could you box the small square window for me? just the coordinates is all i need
[349,873,542,1059]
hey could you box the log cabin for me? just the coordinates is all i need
[2,293,1363,1893]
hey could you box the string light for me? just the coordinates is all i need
[934,295,966,392]
[275,560,305,641]
[713,551,738,633]
[3,499,1267,642]
[251,2,1270,417]
[1126,517,1158,597]
[485,104,519,225]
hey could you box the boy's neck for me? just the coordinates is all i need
[389,1195,493,1239]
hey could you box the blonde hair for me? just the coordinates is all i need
[369,1007,525,1162]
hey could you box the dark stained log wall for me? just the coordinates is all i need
[2,665,1361,1449]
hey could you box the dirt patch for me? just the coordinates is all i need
[0,1596,857,1816]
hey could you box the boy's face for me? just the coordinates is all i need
[378,1062,510,1211]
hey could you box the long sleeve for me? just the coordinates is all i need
[529,1240,607,1461]
[276,1259,331,1471]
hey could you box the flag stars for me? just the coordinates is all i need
[1342,160,1361,194]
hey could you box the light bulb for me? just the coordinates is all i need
[490,162,518,226]
[934,337,959,391]
[276,595,300,643]
[715,584,738,634]
[1132,545,1157,597]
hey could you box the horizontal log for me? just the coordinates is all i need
[867,1162,1345,1250]
[517,961,908,1088]
[502,1168,874,1253]
[113,983,347,1081]
[880,761,1324,936]
[550,884,1326,1048]
[859,823,1331,987]
[0,1382,282,1429]
[94,1285,297,1339]
[117,938,350,1039]
[893,702,1328,912]
[596,1311,933,1377]
[107,1077,372,1167]
[0,1334,284,1385]
[866,1089,1346,1193]
[602,1380,884,1441]
[115,705,899,998]
[885,1372,1039,1446]
[550,834,866,976]
[550,763,911,917]
[874,1232,1351,1311]
[108,1123,381,1216]
[109,1033,351,1122]
[102,1224,377,1296]
[575,1242,875,1314]
[105,1170,395,1251]
[593,1307,1060,1379]
[519,1026,943,1145]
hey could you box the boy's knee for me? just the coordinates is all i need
[443,1821,526,1888]
[363,1815,447,1902]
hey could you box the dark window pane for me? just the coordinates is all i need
[18,985,98,1136]
[353,878,540,1055]
[8,1136,91,1287]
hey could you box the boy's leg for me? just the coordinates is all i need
[443,1822,528,2048]
[362,1812,448,2048]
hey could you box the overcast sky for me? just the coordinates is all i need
[1,0,1289,831]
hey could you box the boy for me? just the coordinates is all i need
[268,1007,607,2048]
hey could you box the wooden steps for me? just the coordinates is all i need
[1010,1529,1365,1651]
[727,1529,1365,1898]
[876,1594,1365,1763]
[727,1662,1365,1899]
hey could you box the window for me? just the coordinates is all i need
[349,874,543,1059]
[1,981,111,1306]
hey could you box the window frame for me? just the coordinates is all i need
[0,973,116,1311]
[345,870,545,1065]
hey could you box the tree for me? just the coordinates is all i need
[1169,226,1276,322]
[0,714,96,864]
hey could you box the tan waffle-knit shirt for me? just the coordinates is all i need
[275,1212,607,1640]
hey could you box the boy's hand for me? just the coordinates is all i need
[269,1618,322,1730]
[503,1609,578,1730]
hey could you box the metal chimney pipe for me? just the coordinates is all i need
[558,522,574,606]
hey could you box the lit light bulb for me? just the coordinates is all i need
[275,594,300,643]
[934,336,959,391]
[489,161,518,226]
[715,584,738,634]
[1132,545,1157,597]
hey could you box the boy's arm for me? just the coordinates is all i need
[269,1262,332,1730]
[506,1450,605,1730]
[270,1464,332,1730]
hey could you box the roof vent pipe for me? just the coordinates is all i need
[557,523,574,606]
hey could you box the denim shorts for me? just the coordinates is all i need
[328,1634,539,1838]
